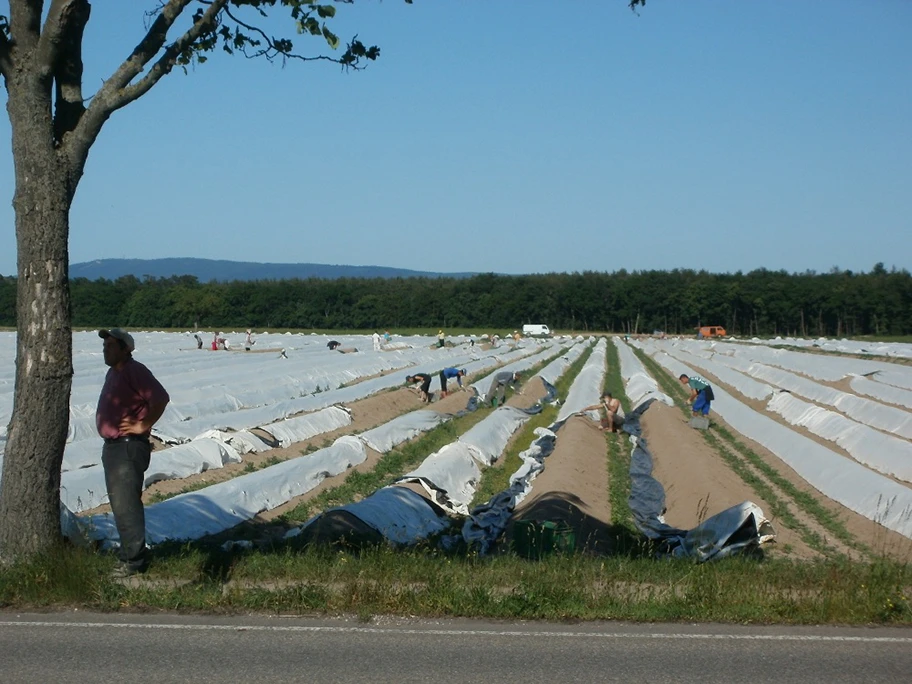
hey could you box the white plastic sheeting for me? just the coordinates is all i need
[647,342,775,402]
[711,339,912,391]
[260,406,352,447]
[678,502,776,560]
[741,361,912,439]
[54,337,539,498]
[613,338,674,406]
[61,437,243,512]
[197,429,271,454]
[357,411,450,453]
[850,375,912,410]
[643,345,912,539]
[766,392,912,484]
[537,341,589,388]
[467,342,566,401]
[304,357,579,546]
[86,436,368,544]
[556,338,607,421]
[458,407,532,467]
[323,486,451,545]
[755,336,912,360]
[401,442,482,514]
[657,339,912,439]
[65,336,550,545]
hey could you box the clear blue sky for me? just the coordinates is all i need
[1,0,910,278]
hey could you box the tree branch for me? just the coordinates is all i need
[96,0,198,95]
[44,0,91,143]
[115,0,228,108]
[65,0,223,172]
[37,0,87,76]
[7,1,42,52]
[219,4,374,68]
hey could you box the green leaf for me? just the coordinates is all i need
[322,26,340,50]
[316,5,336,19]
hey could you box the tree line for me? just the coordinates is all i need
[1,264,909,337]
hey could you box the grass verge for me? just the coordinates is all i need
[2,543,910,624]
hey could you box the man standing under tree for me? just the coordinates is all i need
[96,329,170,577]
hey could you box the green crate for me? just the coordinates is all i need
[513,520,576,560]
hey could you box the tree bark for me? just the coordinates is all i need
[0,45,75,560]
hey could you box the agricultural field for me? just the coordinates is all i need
[2,329,912,623]
[1,328,910,562]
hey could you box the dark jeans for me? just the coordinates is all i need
[102,439,152,570]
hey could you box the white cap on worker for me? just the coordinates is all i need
[99,328,135,352]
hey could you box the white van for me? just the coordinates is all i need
[522,324,551,337]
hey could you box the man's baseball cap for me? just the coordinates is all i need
[99,328,135,352]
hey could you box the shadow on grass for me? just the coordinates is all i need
[141,490,661,584]
[507,491,657,559]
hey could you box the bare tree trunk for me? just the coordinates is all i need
[0,58,75,560]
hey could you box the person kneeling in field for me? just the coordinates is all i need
[679,373,714,417]
[579,392,623,432]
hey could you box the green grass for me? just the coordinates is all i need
[602,337,634,531]
[2,542,910,624]
[147,479,215,505]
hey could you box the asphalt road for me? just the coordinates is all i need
[1,612,910,683]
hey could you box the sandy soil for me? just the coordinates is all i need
[670,361,912,560]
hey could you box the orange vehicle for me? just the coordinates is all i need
[697,325,727,339]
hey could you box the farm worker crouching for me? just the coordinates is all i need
[679,374,714,417]
[406,373,433,403]
[96,328,170,578]
[579,392,623,433]
[438,367,467,397]
[487,371,521,407]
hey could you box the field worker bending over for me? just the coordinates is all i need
[680,374,714,417]
[488,371,521,407]
[579,392,623,432]
[96,328,170,578]
[406,373,433,403]
[439,367,467,397]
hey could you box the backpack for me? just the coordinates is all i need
[704,386,715,401]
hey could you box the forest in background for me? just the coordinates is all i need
[0,264,909,336]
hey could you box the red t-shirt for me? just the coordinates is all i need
[95,359,170,439]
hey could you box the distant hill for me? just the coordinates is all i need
[68,258,478,282]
